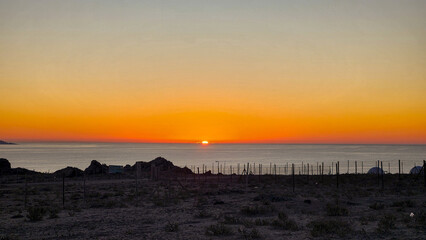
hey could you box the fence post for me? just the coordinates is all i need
[274,164,277,183]
[237,163,240,175]
[83,174,86,203]
[292,163,295,192]
[135,169,138,206]
[381,161,384,190]
[307,163,309,183]
[286,163,289,175]
[316,162,318,175]
[24,174,27,209]
[355,161,357,174]
[377,160,380,187]
[246,162,249,189]
[347,160,349,174]
[62,173,65,209]
[423,160,425,188]
[258,163,261,182]
[336,162,339,188]
[398,160,401,180]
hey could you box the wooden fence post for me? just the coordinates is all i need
[83,174,86,203]
[423,160,425,188]
[135,169,138,206]
[347,160,349,174]
[377,160,380,187]
[24,174,27,209]
[355,161,357,174]
[274,164,277,183]
[62,173,65,209]
[381,161,384,190]
[292,163,295,192]
[398,160,401,180]
[336,162,339,188]
[307,163,309,183]
[246,163,249,189]
[316,162,318,175]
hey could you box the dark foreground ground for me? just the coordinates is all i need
[0,173,425,239]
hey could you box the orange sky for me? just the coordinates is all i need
[1,1,426,144]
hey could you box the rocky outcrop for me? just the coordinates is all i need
[0,140,16,145]
[0,158,11,174]
[84,160,108,175]
[123,164,133,173]
[54,167,84,177]
[133,157,193,174]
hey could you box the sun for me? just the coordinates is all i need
[201,140,209,145]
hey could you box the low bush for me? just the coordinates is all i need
[205,223,233,236]
[240,205,275,216]
[254,218,270,226]
[377,214,396,233]
[308,220,351,237]
[391,200,415,208]
[369,202,385,210]
[27,206,47,222]
[165,222,179,232]
[194,209,211,218]
[238,227,261,239]
[326,203,348,216]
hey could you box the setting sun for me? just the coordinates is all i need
[201,141,209,145]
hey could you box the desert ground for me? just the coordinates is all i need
[0,172,425,239]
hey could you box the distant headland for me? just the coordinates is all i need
[0,140,16,145]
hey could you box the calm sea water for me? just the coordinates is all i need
[1,143,425,174]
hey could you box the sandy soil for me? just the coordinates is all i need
[0,173,425,239]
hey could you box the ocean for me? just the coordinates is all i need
[1,143,425,174]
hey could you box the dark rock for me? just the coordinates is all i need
[133,157,193,174]
[54,167,83,177]
[203,170,212,176]
[84,160,108,175]
[0,158,11,173]
[123,164,134,173]
[304,199,312,204]
[0,140,15,145]
[214,200,225,205]
[10,167,39,175]
[149,157,175,171]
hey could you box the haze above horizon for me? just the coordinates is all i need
[1,0,426,144]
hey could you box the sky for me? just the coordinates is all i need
[0,0,425,144]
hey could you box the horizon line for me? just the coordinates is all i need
[4,139,426,145]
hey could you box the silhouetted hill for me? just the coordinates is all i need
[0,140,16,145]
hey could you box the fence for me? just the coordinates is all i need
[1,160,424,211]
[180,159,426,176]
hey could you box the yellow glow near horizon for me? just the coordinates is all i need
[202,141,209,145]
[0,1,426,144]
